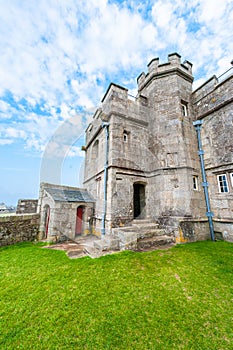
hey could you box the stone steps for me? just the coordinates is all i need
[83,246,107,259]
[131,221,159,228]
[93,237,120,251]
[131,218,154,224]
[137,229,165,239]
[112,226,138,236]
[112,223,159,237]
[83,219,175,257]
[137,235,175,251]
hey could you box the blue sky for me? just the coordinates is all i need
[0,0,233,205]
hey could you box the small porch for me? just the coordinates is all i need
[38,183,95,242]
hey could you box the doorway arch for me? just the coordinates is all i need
[75,205,85,235]
[133,183,146,219]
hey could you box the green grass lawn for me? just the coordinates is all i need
[0,241,232,349]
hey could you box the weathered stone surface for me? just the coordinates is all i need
[37,183,95,241]
[137,235,175,250]
[83,52,233,244]
[16,199,38,214]
[0,214,39,246]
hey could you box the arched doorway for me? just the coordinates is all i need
[75,206,85,235]
[44,205,50,238]
[133,183,146,219]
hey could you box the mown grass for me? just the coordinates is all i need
[0,241,232,349]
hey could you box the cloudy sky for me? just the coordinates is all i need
[0,0,233,205]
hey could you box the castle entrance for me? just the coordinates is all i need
[133,183,146,219]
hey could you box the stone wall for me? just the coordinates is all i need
[83,53,206,236]
[0,214,40,246]
[178,219,233,242]
[213,220,233,242]
[38,183,95,241]
[192,74,233,224]
[16,199,38,214]
[83,53,233,241]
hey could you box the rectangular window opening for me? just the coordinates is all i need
[217,174,229,193]
[193,176,198,190]
[181,101,188,117]
[96,177,101,196]
[123,131,128,142]
[230,173,233,188]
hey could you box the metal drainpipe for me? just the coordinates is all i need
[193,120,215,241]
[101,122,109,236]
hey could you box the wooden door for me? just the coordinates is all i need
[76,207,83,235]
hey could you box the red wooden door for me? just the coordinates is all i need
[76,207,83,235]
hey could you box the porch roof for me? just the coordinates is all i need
[44,187,95,203]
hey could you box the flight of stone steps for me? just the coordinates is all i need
[84,218,175,258]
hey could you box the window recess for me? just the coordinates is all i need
[217,174,229,193]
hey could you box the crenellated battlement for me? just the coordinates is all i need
[137,53,193,91]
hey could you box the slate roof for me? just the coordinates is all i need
[44,187,95,203]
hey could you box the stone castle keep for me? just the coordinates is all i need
[36,53,233,251]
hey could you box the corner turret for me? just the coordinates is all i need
[137,53,193,91]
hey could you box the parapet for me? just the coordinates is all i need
[101,83,128,103]
[137,53,193,91]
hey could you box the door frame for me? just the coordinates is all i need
[44,205,50,238]
[75,205,85,235]
[133,182,146,219]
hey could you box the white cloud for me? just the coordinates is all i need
[0,0,232,155]
[0,139,14,145]
[197,0,230,23]
[0,127,27,139]
[151,1,174,28]
[0,100,11,113]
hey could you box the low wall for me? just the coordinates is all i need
[178,219,233,243]
[0,214,40,246]
[213,220,233,242]
[16,199,38,214]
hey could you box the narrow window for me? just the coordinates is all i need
[217,174,229,193]
[193,176,198,190]
[230,173,233,188]
[92,140,99,160]
[123,131,128,142]
[181,102,188,117]
[96,177,101,197]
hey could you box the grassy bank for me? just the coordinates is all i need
[0,241,232,349]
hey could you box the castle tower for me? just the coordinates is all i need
[136,53,205,225]
[83,53,205,236]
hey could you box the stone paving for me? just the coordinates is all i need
[43,232,175,259]
[43,234,100,259]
